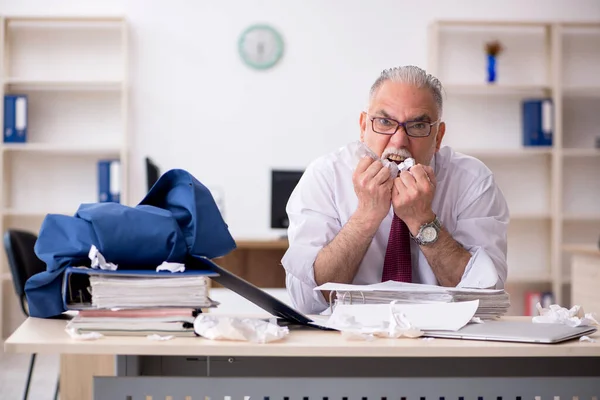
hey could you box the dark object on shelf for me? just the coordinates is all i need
[146,157,160,192]
[271,169,304,229]
[3,94,28,143]
[485,40,503,83]
[522,99,553,146]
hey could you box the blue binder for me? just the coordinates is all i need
[62,266,219,310]
[98,159,120,203]
[3,94,28,143]
[522,99,553,146]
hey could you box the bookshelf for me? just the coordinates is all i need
[0,16,129,338]
[429,20,600,315]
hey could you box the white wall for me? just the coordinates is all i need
[0,0,599,239]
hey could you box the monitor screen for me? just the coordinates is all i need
[271,169,304,229]
[145,157,160,192]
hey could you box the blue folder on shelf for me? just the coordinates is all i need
[62,266,219,311]
[522,98,553,146]
[3,94,28,143]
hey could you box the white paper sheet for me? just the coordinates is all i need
[326,300,479,332]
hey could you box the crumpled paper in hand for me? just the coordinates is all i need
[348,140,400,180]
[193,315,289,343]
[532,303,599,327]
[332,302,423,341]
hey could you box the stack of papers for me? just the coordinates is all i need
[315,281,510,319]
[67,308,199,337]
[89,275,216,309]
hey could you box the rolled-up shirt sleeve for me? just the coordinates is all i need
[281,159,341,314]
[451,175,509,289]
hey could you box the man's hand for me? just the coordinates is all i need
[352,157,394,233]
[392,164,436,234]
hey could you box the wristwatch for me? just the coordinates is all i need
[410,216,442,246]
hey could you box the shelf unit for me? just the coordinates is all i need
[0,15,129,338]
[429,20,600,315]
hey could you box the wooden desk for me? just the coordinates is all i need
[4,317,600,399]
[215,239,288,288]
[563,244,600,314]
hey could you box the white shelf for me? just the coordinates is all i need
[430,20,600,308]
[4,78,123,91]
[506,272,552,284]
[510,213,552,220]
[563,86,600,98]
[444,84,550,96]
[0,15,129,340]
[562,148,600,157]
[2,143,121,156]
[562,213,600,222]
[6,15,125,24]
[2,209,74,218]
[456,148,552,158]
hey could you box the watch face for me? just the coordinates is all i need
[238,24,284,70]
[421,226,438,242]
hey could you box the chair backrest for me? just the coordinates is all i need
[3,229,47,316]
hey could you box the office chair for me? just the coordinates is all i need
[4,229,59,400]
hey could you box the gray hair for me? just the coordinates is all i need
[369,65,444,117]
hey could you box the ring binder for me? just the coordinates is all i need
[320,281,510,320]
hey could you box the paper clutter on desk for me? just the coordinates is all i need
[335,306,424,341]
[65,327,103,341]
[193,315,289,343]
[326,300,479,340]
[532,303,599,327]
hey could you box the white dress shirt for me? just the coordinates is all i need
[281,141,509,315]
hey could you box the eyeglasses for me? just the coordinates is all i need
[369,115,440,138]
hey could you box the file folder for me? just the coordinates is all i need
[522,98,553,146]
[3,94,27,143]
[98,159,121,203]
[62,266,218,311]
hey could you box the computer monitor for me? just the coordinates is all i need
[145,157,160,192]
[270,169,304,229]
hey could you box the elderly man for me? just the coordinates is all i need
[281,65,509,314]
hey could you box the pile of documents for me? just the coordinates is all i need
[89,274,214,309]
[67,307,200,337]
[316,281,510,320]
[65,266,218,337]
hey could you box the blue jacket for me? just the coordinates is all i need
[25,169,236,318]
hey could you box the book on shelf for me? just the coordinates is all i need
[525,290,554,316]
[522,98,553,147]
[3,94,27,143]
[98,159,121,203]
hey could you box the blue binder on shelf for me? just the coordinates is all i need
[3,94,28,143]
[522,98,553,147]
[98,159,121,203]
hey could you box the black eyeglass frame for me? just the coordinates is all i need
[368,114,441,138]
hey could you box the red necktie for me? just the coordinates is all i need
[382,214,412,282]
